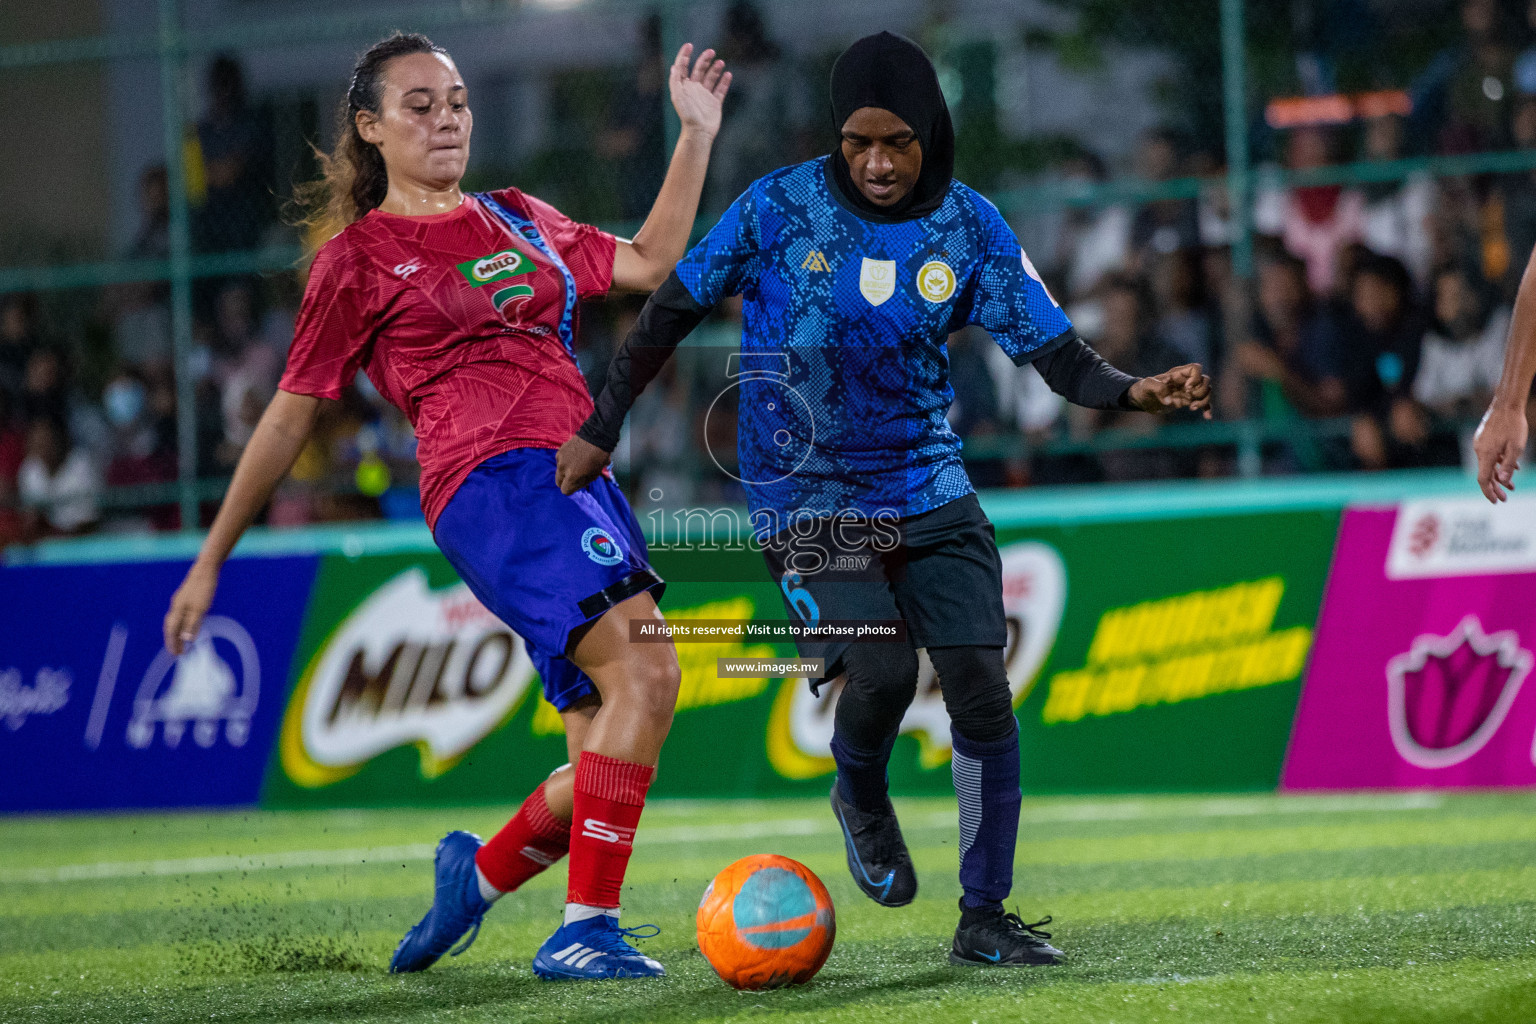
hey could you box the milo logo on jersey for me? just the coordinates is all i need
[457,248,536,314]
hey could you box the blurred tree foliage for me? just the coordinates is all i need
[1032,0,1465,163]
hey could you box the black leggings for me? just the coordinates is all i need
[833,643,1016,750]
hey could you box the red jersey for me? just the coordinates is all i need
[279,188,616,527]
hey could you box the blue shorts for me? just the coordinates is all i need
[434,448,664,711]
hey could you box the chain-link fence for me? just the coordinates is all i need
[1,0,1528,543]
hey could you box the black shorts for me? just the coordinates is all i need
[761,493,1007,686]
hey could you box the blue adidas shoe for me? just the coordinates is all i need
[531,915,665,980]
[388,830,492,973]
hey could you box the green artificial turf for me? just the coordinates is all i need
[2,791,1535,1023]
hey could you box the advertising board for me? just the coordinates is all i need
[1283,498,1536,789]
[0,556,317,811]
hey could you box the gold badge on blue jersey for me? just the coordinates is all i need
[860,258,896,306]
[917,260,957,303]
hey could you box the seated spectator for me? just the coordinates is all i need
[1359,115,1436,287]
[193,55,269,253]
[1253,127,1365,298]
[19,348,110,462]
[1151,249,1214,367]
[0,390,24,546]
[1088,274,1187,383]
[1076,273,1187,481]
[211,280,274,360]
[109,165,174,370]
[1055,149,1131,302]
[1413,263,1511,419]
[1231,254,1348,419]
[18,415,100,538]
[1346,254,1425,403]
[0,293,43,402]
[1339,255,1440,469]
[102,369,178,531]
[1189,146,1233,250]
[1426,174,1486,279]
[1498,95,1536,297]
[1328,241,1377,325]
[1128,129,1200,267]
[216,343,279,472]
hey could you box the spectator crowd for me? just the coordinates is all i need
[3,0,1536,545]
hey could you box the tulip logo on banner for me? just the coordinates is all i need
[1385,615,1532,769]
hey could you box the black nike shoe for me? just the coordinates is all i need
[828,781,918,907]
[949,901,1065,966]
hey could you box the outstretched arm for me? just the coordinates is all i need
[1031,334,1213,417]
[163,389,321,653]
[610,44,732,292]
[556,274,712,493]
[1474,248,1536,502]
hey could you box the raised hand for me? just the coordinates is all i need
[1128,363,1214,419]
[1473,404,1527,502]
[668,43,732,140]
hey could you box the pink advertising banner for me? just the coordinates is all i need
[1283,497,1536,789]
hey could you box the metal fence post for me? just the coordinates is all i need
[158,0,199,531]
[1220,0,1253,282]
[1236,420,1262,479]
[658,0,683,161]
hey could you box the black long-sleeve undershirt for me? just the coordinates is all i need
[1027,331,1141,412]
[577,271,1139,453]
[579,273,708,452]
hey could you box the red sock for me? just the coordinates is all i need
[566,752,655,908]
[474,782,570,894]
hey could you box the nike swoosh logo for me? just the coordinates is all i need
[834,804,895,900]
[979,950,1002,962]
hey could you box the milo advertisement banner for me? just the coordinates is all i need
[1284,496,1536,789]
[264,545,803,806]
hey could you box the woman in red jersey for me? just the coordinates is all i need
[161,32,730,980]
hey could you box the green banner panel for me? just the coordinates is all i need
[998,510,1339,793]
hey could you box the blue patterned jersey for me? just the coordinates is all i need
[675,157,1073,526]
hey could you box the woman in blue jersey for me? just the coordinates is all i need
[557,31,1211,967]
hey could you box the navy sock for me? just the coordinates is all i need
[951,722,1022,909]
[831,731,897,811]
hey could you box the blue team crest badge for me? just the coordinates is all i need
[859,258,897,306]
[917,260,957,303]
[581,527,625,566]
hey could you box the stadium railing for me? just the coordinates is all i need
[0,0,1514,529]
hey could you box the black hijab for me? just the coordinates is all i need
[826,31,955,223]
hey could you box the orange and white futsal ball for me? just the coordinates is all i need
[696,854,836,990]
